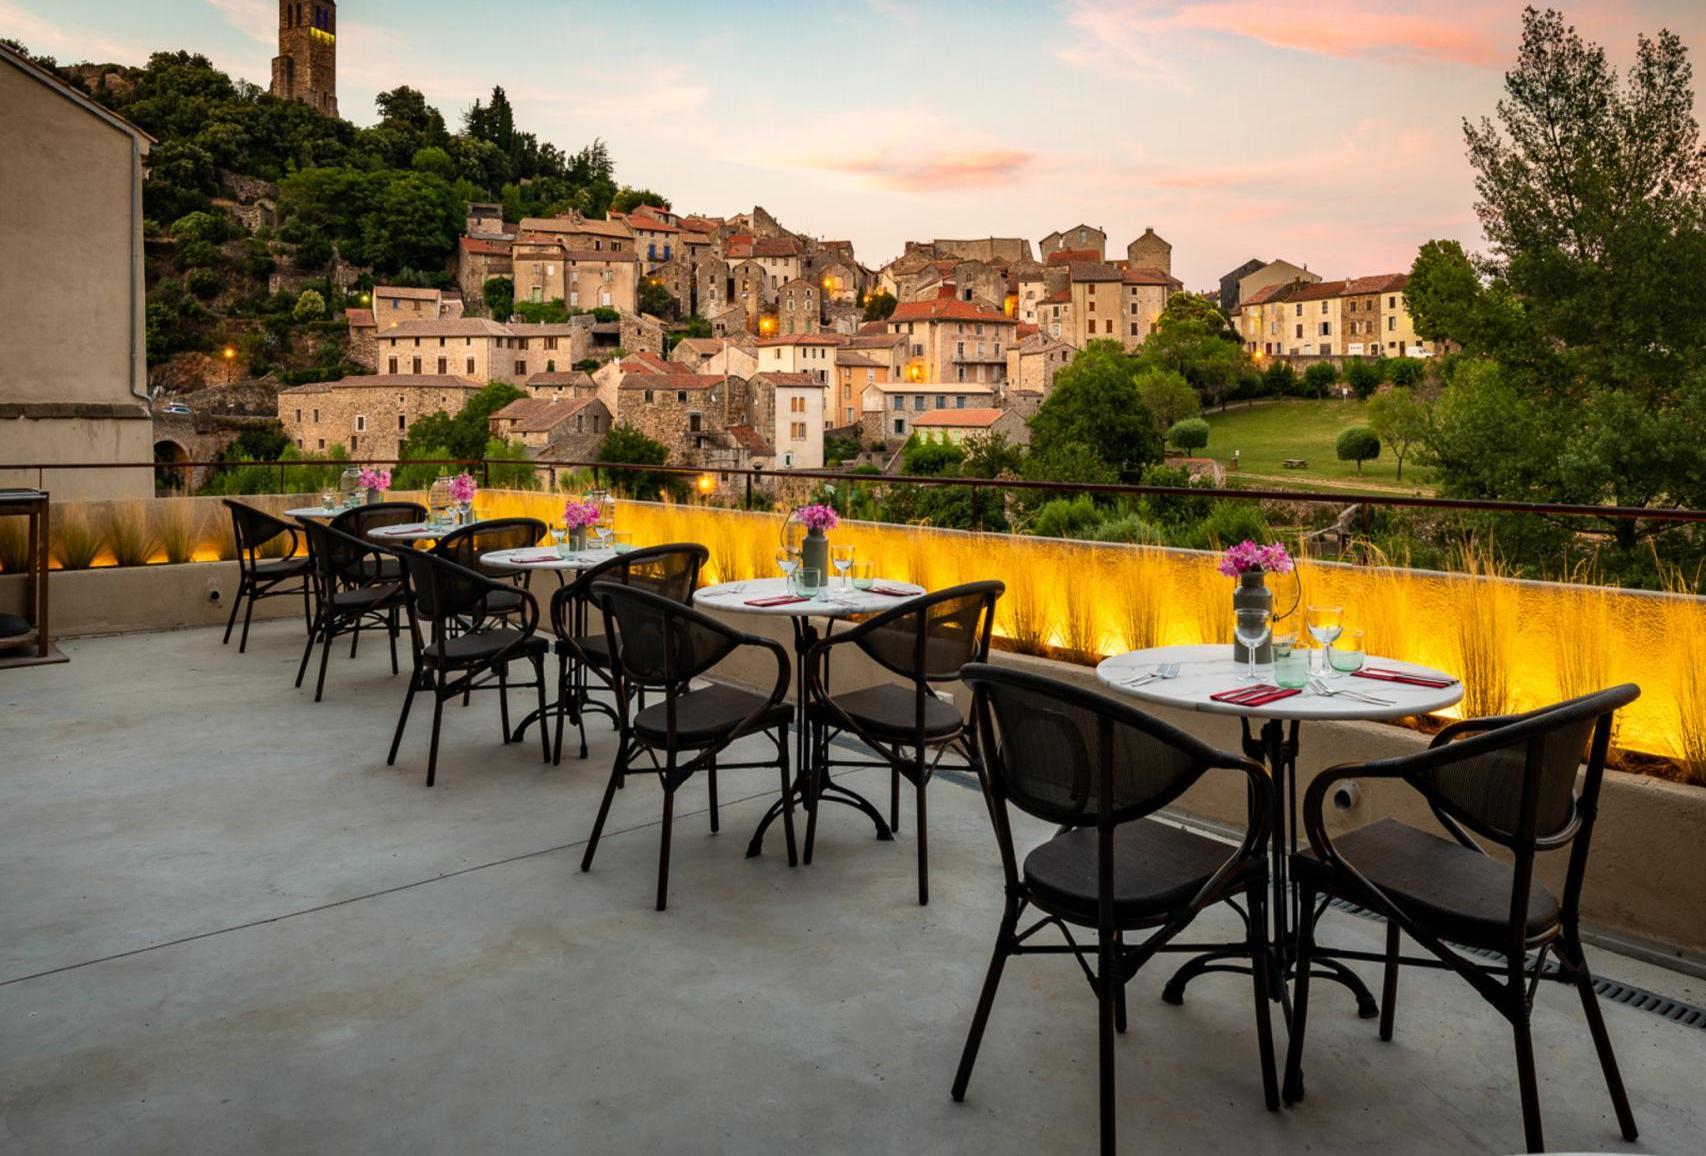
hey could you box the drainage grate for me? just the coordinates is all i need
[1323,897,1706,1031]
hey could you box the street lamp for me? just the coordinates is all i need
[222,345,237,385]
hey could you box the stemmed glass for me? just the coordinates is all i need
[594,522,614,553]
[1306,605,1344,676]
[832,544,856,590]
[1233,607,1272,684]
[776,546,800,593]
[549,524,567,557]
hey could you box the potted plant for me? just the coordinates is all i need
[793,503,839,584]
[1217,539,1294,665]
[358,467,391,505]
[562,498,600,552]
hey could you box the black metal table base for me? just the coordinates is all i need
[1160,715,1381,1023]
[746,775,891,859]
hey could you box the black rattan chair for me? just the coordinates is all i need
[222,500,313,652]
[432,517,548,624]
[803,580,1003,904]
[954,664,1276,1156]
[295,519,404,701]
[582,581,792,911]
[331,501,428,583]
[1282,685,1641,1154]
[384,545,551,786]
[547,544,708,764]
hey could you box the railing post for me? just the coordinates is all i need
[971,481,983,533]
[745,471,753,510]
[482,461,490,488]
[277,461,285,494]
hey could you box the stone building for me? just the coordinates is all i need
[372,285,462,330]
[487,396,611,454]
[0,44,154,499]
[457,235,513,307]
[612,371,739,465]
[1040,225,1105,261]
[951,260,1008,311]
[731,259,771,331]
[466,202,505,236]
[859,380,997,444]
[910,407,1029,447]
[748,372,825,470]
[618,311,666,357]
[516,216,633,253]
[270,0,337,115]
[279,374,482,459]
[623,213,679,267]
[670,338,758,380]
[1065,263,1180,350]
[776,276,821,335]
[522,370,599,401]
[832,350,892,427]
[1237,259,1320,308]
[1010,260,1047,325]
[1006,332,1072,395]
[928,237,1033,264]
[1218,257,1265,312]
[755,334,842,386]
[694,255,731,319]
[346,308,378,370]
[751,236,802,292]
[886,297,1018,385]
[1037,287,1072,342]
[511,241,639,313]
[1125,227,1172,277]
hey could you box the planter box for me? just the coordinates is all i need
[0,561,306,638]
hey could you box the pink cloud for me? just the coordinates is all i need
[1063,0,1506,70]
[808,149,1038,193]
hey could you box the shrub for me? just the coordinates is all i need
[50,506,102,569]
[1030,495,1101,539]
[154,501,201,565]
[1088,514,1164,544]
[242,238,274,277]
[101,502,158,566]
[0,517,27,572]
[1173,499,1272,551]
[185,268,221,300]
[1303,361,1338,397]
[1343,356,1383,399]
[170,211,230,244]
[175,238,222,270]
[1335,425,1381,472]
[1263,360,1297,396]
[293,289,326,322]
[1166,417,1210,453]
[294,232,331,270]
[1388,357,1424,386]
[483,276,514,320]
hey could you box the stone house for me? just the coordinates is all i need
[812,259,861,305]
[860,380,998,443]
[694,255,731,319]
[373,285,462,330]
[377,318,512,382]
[511,241,639,313]
[457,235,513,306]
[1006,332,1072,395]
[279,374,483,459]
[1218,257,1266,312]
[653,252,694,316]
[886,297,1017,385]
[465,202,505,236]
[1124,227,1172,276]
[670,338,758,380]
[622,213,679,266]
[1066,263,1179,350]
[755,334,842,386]
[346,308,378,370]
[488,395,611,453]
[1037,287,1072,342]
[776,276,821,335]
[751,236,802,292]
[1040,225,1106,261]
[706,303,748,338]
[613,371,738,465]
[516,215,633,254]
[929,237,1032,264]
[619,311,666,357]
[1011,260,1047,325]
[1237,259,1320,309]
[951,260,1008,310]
[910,406,1029,447]
[522,370,599,401]
[748,372,825,470]
[731,259,772,331]
[832,350,891,427]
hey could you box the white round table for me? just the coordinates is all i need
[366,521,443,543]
[284,505,343,520]
[479,546,618,574]
[693,576,928,858]
[1095,643,1462,1021]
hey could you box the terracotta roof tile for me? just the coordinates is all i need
[911,407,1007,427]
[887,298,1016,325]
[752,237,801,258]
[1046,248,1102,267]
[280,373,483,394]
[491,396,597,432]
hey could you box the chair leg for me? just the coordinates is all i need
[803,723,823,867]
[497,661,511,743]
[349,616,361,659]
[890,764,901,834]
[424,689,446,787]
[313,623,335,702]
[1558,932,1638,1141]
[1512,1008,1544,1153]
[1379,920,1400,1041]
[656,785,676,912]
[581,745,626,871]
[707,756,719,834]
[775,723,797,868]
[915,778,929,906]
[222,574,244,645]
[1282,882,1318,1105]
[301,574,313,633]
[238,582,258,653]
[295,609,320,687]
[388,671,420,765]
[951,908,1016,1103]
[552,654,568,766]
[1098,933,1117,1156]
[532,654,550,763]
[387,607,399,675]
[1248,883,1280,1111]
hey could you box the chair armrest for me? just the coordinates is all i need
[1429,713,1525,748]
[1299,759,1418,869]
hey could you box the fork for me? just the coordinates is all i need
[1123,662,1180,687]
[1308,676,1392,705]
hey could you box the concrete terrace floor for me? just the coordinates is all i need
[2,620,1704,1155]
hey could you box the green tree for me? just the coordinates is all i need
[1166,417,1210,453]
[1336,426,1381,473]
[1133,366,1200,432]
[862,290,897,321]
[363,171,462,273]
[900,436,966,476]
[1418,7,1706,543]
[1366,386,1430,481]
[1303,360,1338,398]
[1343,356,1383,399]
[410,145,457,180]
[637,278,677,319]
[1029,340,1162,477]
[597,423,684,499]
[1262,359,1297,396]
[483,276,515,320]
[292,289,325,322]
[611,187,671,214]
[1388,357,1424,386]
[1138,292,1248,408]
[399,381,526,465]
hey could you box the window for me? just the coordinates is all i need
[644,390,654,403]
[317,438,325,450]
[311,408,320,423]
[294,408,302,423]
[1388,316,1396,330]
[956,341,965,357]
[1388,296,1397,308]
[893,417,906,435]
[935,394,946,408]
[1319,323,1330,337]
[689,413,702,432]
[1295,324,1303,339]
[466,357,476,375]
[913,396,925,411]
[437,357,448,374]
[790,396,805,413]
[677,391,687,404]
[387,357,398,375]
[1295,304,1303,316]
[1129,323,1139,336]
[1321,302,1329,314]
[398,414,406,431]
[1104,320,1112,334]
[955,395,965,409]
[891,395,903,411]
[1130,303,1139,315]
[350,435,358,451]
[516,360,526,375]
[355,415,366,432]
[412,356,422,374]
[790,421,806,441]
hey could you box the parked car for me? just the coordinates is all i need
[157,402,192,416]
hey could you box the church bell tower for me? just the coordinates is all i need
[270,0,338,117]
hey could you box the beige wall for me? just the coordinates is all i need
[0,56,151,500]
[280,383,480,460]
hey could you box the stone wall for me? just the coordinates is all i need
[280,380,481,460]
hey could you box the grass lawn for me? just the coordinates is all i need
[1200,399,1432,491]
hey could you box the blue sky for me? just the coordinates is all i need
[8,0,1704,286]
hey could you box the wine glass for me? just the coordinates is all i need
[776,545,800,592]
[1233,607,1271,684]
[1306,605,1344,675]
[831,544,856,590]
[594,522,614,552]
[549,524,567,557]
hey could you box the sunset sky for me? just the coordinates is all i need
[7,0,1705,286]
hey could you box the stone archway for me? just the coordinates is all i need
[153,438,192,492]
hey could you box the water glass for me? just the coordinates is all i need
[832,544,856,590]
[611,532,634,555]
[851,561,875,592]
[1306,605,1344,674]
[319,490,336,512]
[794,567,822,598]
[1233,606,1271,683]
[1274,635,1310,688]
[1329,629,1366,676]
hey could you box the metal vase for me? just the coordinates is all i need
[569,528,587,552]
[365,488,380,505]
[1232,569,1274,665]
[801,529,829,587]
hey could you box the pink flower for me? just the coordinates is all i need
[1219,539,1292,576]
[358,468,391,491]
[448,472,477,504]
[796,504,839,533]
[562,499,601,529]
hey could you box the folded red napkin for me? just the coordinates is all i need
[746,595,809,607]
[512,554,560,564]
[870,585,920,597]
[1210,684,1302,706]
[1355,667,1456,688]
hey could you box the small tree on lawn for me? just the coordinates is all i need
[293,289,325,322]
[1166,417,1210,454]
[1303,360,1338,398]
[1366,386,1430,480]
[1336,426,1381,473]
[1343,356,1383,399]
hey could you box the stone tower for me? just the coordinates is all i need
[1126,227,1172,276]
[270,0,337,116]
